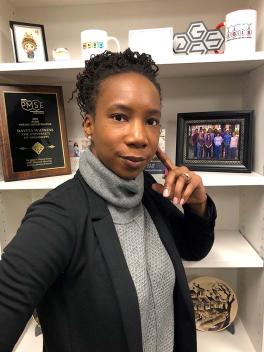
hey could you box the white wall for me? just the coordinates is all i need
[159,75,244,161]
[244,63,264,176]
[0,0,15,62]
[0,190,32,248]
[248,0,264,51]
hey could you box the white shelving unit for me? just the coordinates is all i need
[197,318,256,352]
[0,52,264,82]
[0,0,263,351]
[183,230,263,268]
[0,171,264,190]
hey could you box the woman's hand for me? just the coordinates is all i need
[151,147,208,217]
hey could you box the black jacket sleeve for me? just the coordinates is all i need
[144,171,217,261]
[0,197,75,352]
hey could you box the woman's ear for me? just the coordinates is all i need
[83,114,94,137]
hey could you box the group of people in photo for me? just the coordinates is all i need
[188,124,240,160]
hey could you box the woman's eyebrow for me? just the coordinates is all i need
[108,104,132,113]
[108,104,161,115]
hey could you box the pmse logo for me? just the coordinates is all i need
[21,99,44,114]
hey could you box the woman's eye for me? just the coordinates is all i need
[147,118,160,126]
[111,114,127,122]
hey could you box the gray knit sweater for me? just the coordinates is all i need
[79,149,175,352]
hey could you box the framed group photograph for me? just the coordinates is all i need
[0,84,71,181]
[9,21,48,63]
[176,110,253,172]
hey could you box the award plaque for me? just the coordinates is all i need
[0,85,71,181]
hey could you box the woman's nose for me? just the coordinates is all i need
[126,120,148,147]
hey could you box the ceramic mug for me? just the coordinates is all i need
[81,29,120,60]
[216,9,257,54]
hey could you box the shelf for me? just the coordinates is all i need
[183,230,263,268]
[0,60,83,84]
[154,172,264,187]
[158,51,264,78]
[0,174,74,190]
[0,52,264,83]
[0,171,263,190]
[12,316,255,352]
[197,318,255,352]
[196,171,264,187]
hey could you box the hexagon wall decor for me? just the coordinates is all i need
[173,21,224,55]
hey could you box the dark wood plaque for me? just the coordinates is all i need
[0,85,71,181]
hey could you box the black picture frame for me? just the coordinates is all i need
[9,21,48,63]
[176,110,253,172]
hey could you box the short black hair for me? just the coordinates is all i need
[75,48,161,118]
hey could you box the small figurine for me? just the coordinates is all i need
[52,47,71,61]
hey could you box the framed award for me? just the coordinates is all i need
[0,84,71,181]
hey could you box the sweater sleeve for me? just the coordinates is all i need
[0,197,76,352]
[180,195,216,260]
[144,172,217,261]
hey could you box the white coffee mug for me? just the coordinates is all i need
[216,9,257,54]
[81,29,120,60]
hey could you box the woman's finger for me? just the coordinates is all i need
[172,174,190,204]
[176,182,195,205]
[156,147,175,171]
[179,175,206,205]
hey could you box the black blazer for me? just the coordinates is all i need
[0,171,216,352]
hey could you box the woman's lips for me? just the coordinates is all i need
[121,155,147,169]
[122,156,146,162]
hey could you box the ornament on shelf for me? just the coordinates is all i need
[188,276,238,332]
[52,47,71,61]
[173,21,224,55]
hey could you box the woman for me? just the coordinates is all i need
[230,131,239,159]
[204,133,213,159]
[196,130,205,159]
[214,132,223,160]
[0,49,216,352]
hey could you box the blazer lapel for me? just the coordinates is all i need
[87,187,143,352]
